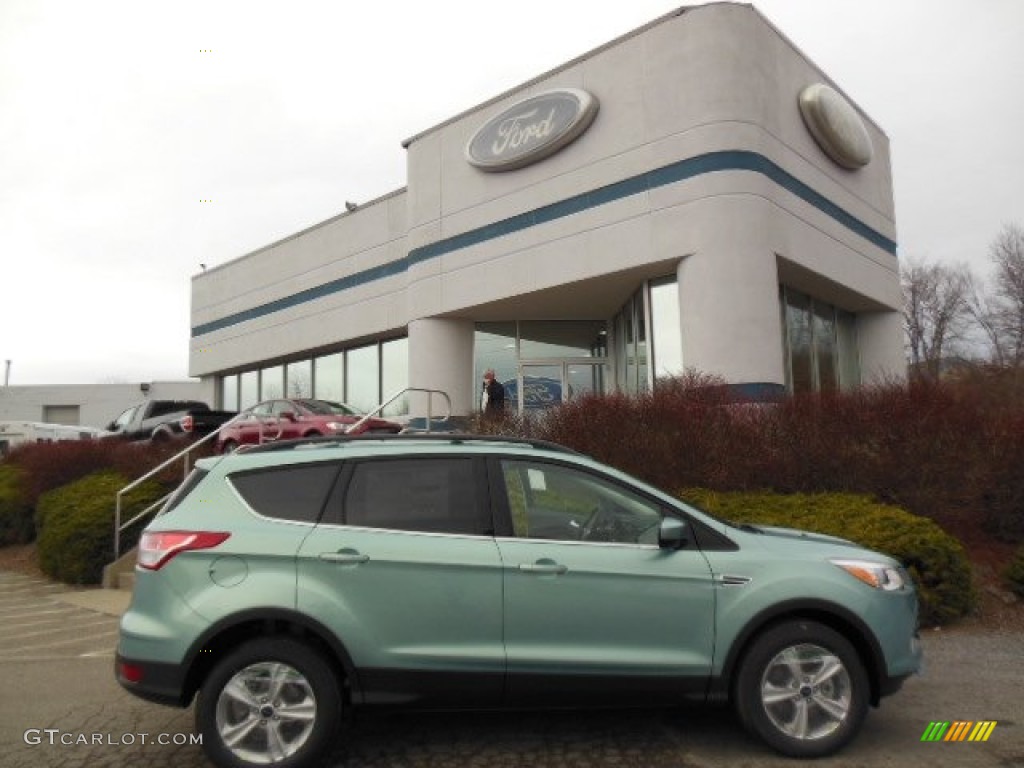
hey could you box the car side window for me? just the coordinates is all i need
[500,460,662,545]
[250,403,274,417]
[271,401,293,416]
[343,458,485,535]
[113,406,138,429]
[229,462,341,523]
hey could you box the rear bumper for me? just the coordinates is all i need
[115,653,190,707]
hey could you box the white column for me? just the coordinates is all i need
[857,312,907,384]
[676,239,786,388]
[407,318,475,420]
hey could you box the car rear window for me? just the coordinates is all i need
[229,462,341,523]
[343,458,484,535]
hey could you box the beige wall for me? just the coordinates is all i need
[0,381,208,430]
[189,3,905,404]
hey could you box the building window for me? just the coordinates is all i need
[221,375,239,411]
[286,360,312,398]
[519,321,607,359]
[650,276,682,381]
[218,337,409,417]
[346,344,380,413]
[381,338,409,416]
[260,365,284,400]
[239,371,259,409]
[474,322,609,413]
[314,353,344,402]
[780,286,860,393]
[613,287,649,394]
[474,322,518,393]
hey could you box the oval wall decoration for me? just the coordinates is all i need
[465,88,599,172]
[798,83,873,170]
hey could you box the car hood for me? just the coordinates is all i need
[742,524,859,548]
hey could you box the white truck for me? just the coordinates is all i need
[0,421,104,456]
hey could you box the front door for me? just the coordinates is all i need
[516,361,607,413]
[491,457,716,706]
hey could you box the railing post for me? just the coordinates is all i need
[114,492,122,559]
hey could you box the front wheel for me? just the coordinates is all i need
[734,620,869,758]
[196,637,342,768]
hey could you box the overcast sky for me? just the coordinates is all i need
[2,0,1022,385]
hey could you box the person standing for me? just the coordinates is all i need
[482,369,506,417]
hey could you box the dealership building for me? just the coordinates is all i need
[189,2,904,422]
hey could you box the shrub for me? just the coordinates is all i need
[0,465,33,545]
[36,471,165,585]
[680,489,975,626]
[4,438,214,505]
[1005,546,1024,599]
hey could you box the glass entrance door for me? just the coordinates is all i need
[515,361,608,412]
[518,364,562,412]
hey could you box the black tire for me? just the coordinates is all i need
[734,620,869,758]
[221,440,239,454]
[196,637,342,768]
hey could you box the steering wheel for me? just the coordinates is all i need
[581,499,616,541]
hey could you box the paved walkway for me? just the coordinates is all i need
[0,571,128,661]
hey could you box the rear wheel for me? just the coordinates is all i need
[196,637,341,768]
[734,620,869,758]
[220,440,239,454]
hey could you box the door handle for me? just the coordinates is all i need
[519,561,568,575]
[319,550,369,564]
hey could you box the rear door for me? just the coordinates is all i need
[491,457,716,706]
[296,455,504,707]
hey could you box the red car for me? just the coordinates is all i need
[216,398,402,453]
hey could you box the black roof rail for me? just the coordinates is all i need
[239,432,582,456]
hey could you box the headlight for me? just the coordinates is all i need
[831,558,906,591]
[325,422,349,432]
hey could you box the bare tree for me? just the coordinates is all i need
[901,258,974,378]
[977,224,1024,366]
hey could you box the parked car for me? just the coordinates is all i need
[104,400,237,442]
[116,434,921,768]
[215,398,402,452]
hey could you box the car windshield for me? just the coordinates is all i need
[296,399,359,416]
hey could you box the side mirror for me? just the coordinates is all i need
[279,411,296,421]
[106,422,117,431]
[658,517,689,550]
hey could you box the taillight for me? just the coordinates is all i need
[118,661,145,683]
[180,414,194,433]
[137,531,230,570]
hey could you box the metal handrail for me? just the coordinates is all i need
[345,388,452,434]
[113,412,247,558]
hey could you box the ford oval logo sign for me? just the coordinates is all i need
[798,83,873,170]
[466,88,599,172]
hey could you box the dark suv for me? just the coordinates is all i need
[116,435,921,768]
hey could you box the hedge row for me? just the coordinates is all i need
[36,471,165,584]
[478,370,1024,544]
[0,465,32,546]
[1006,547,1024,599]
[680,489,974,627]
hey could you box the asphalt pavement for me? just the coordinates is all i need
[1,569,1021,768]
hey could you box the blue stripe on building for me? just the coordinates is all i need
[192,150,897,337]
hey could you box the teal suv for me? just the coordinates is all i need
[116,435,922,767]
